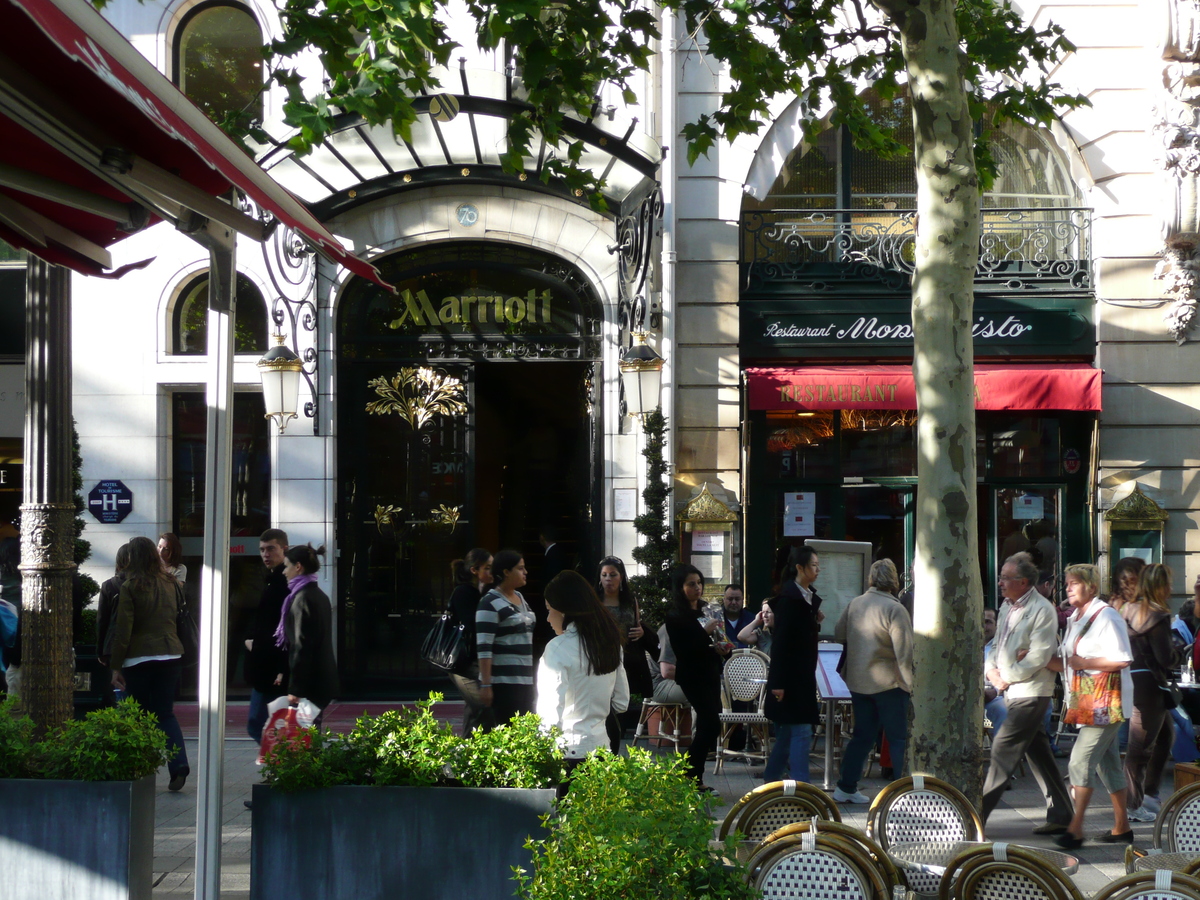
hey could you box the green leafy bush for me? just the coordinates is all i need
[0,697,169,781]
[514,749,755,900]
[261,692,566,793]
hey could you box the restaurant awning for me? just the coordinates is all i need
[0,0,389,288]
[746,363,1103,412]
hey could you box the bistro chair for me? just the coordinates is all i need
[746,829,892,900]
[1127,783,1200,874]
[714,648,772,773]
[758,818,903,886]
[1097,871,1200,900]
[719,780,842,842]
[630,654,691,753]
[937,843,1084,900]
[866,775,985,896]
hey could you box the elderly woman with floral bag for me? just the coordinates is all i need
[1047,564,1133,850]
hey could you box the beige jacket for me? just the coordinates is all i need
[833,587,913,694]
[985,588,1059,699]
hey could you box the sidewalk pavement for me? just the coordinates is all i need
[154,703,1144,898]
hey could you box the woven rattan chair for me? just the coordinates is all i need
[758,818,903,886]
[865,775,984,896]
[937,843,1083,900]
[746,830,891,900]
[1127,784,1200,873]
[719,780,842,842]
[714,648,772,773]
[1097,870,1200,900]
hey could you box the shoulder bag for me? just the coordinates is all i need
[421,608,467,671]
[1063,605,1123,727]
[175,583,200,668]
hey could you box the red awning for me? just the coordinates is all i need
[746,364,1102,412]
[0,0,389,288]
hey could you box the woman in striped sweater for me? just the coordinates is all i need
[476,548,537,727]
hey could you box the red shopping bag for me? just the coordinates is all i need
[257,705,311,765]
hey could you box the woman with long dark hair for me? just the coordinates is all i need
[447,548,494,734]
[476,549,537,726]
[537,570,628,773]
[157,532,186,583]
[276,544,339,710]
[664,564,727,790]
[596,555,657,750]
[1122,563,1177,825]
[109,535,190,791]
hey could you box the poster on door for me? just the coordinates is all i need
[782,491,815,537]
[1013,493,1045,520]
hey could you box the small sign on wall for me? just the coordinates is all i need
[613,488,637,521]
[87,480,133,524]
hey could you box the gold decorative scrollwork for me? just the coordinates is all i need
[365,367,468,430]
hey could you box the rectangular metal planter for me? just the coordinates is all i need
[250,783,555,900]
[0,773,156,900]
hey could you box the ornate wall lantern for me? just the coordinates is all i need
[619,332,663,418]
[257,334,302,433]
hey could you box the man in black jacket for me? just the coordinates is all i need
[244,528,290,743]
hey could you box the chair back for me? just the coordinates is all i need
[722,648,770,711]
[1095,870,1200,900]
[748,831,890,900]
[1154,784,1200,854]
[759,819,902,886]
[719,780,840,841]
[938,843,1083,900]
[866,775,984,849]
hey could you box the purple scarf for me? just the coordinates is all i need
[275,573,319,649]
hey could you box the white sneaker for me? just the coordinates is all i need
[1127,806,1157,823]
[833,787,871,804]
[1143,795,1162,814]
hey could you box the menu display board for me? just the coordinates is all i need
[802,539,872,640]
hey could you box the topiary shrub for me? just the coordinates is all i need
[514,748,755,900]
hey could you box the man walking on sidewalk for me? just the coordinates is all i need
[244,529,290,743]
[982,551,1073,834]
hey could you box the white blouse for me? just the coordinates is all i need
[1061,597,1133,719]
[535,624,630,758]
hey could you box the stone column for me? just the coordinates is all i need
[20,259,76,732]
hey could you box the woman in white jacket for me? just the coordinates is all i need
[537,570,629,782]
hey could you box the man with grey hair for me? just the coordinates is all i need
[982,551,1072,833]
[831,558,913,803]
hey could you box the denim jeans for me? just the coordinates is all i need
[763,722,813,783]
[247,688,272,743]
[838,688,910,793]
[123,659,189,778]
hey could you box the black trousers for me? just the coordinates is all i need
[981,695,1071,826]
[490,683,535,728]
[678,679,721,784]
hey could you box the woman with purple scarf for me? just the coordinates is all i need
[274,544,338,711]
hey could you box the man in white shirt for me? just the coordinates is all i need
[982,552,1073,834]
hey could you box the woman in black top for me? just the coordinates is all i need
[278,544,339,711]
[664,564,729,789]
[447,548,493,735]
[596,555,658,750]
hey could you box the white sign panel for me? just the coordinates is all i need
[613,488,637,521]
[782,491,815,536]
[692,532,724,552]
[1013,493,1045,520]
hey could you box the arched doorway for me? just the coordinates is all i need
[336,241,603,694]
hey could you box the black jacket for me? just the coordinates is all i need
[448,582,483,674]
[285,582,339,708]
[664,607,722,691]
[765,579,822,725]
[246,564,290,695]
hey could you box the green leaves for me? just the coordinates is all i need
[260,692,566,792]
[0,698,171,782]
[513,749,755,900]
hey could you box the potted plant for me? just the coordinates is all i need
[513,748,755,900]
[250,693,564,900]
[0,697,170,900]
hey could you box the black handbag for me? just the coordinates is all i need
[175,583,200,668]
[421,612,467,671]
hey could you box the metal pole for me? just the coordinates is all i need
[20,259,75,733]
[194,222,236,900]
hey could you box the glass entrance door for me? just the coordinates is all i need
[991,486,1062,606]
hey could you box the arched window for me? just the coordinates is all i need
[173,2,264,125]
[172,272,269,355]
[746,88,1079,211]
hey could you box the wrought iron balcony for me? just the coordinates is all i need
[741,208,1092,293]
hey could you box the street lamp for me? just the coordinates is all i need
[257,334,302,433]
[619,331,664,418]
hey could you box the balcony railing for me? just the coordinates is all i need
[741,208,1092,293]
